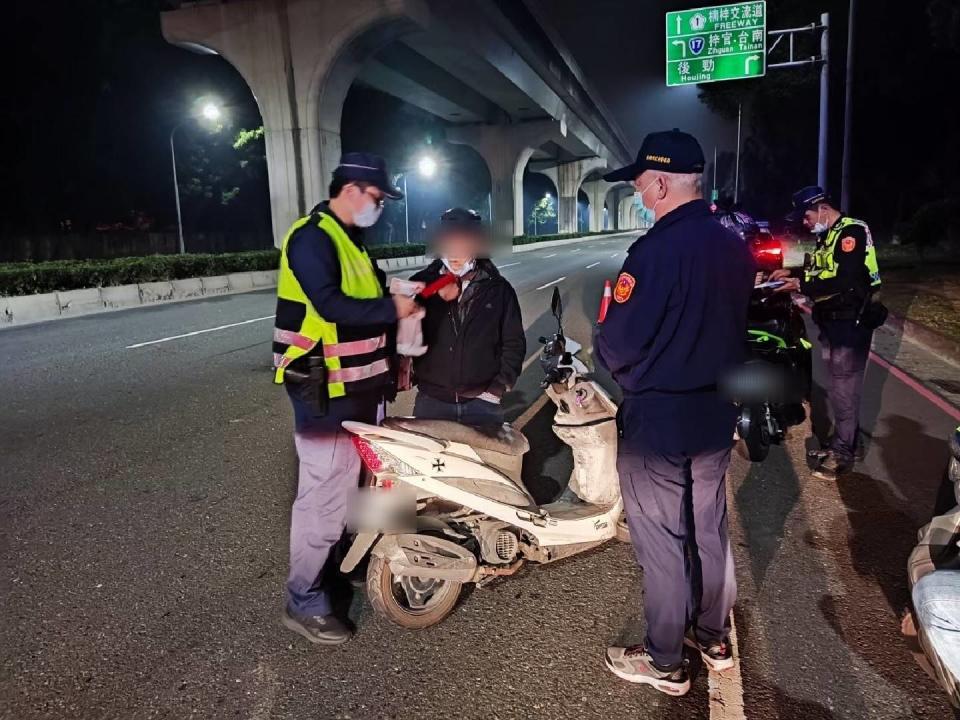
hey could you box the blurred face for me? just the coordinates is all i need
[438,232,479,272]
[802,203,832,232]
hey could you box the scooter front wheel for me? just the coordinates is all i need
[366,555,463,629]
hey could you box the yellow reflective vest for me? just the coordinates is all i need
[804,216,881,290]
[272,211,389,398]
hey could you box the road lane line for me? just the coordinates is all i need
[708,614,746,720]
[125,316,273,349]
[498,262,521,269]
[585,262,601,269]
[514,394,549,430]
[570,248,581,252]
[610,253,620,258]
[869,351,960,421]
[535,277,565,291]
[544,253,557,258]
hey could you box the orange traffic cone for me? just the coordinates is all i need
[597,279,612,323]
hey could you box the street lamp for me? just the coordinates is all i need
[534,191,551,236]
[170,101,223,254]
[397,155,439,245]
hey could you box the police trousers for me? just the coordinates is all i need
[617,445,736,668]
[286,430,360,618]
[817,319,873,462]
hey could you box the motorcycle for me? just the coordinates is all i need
[340,288,626,629]
[731,284,813,462]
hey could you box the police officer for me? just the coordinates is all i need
[596,130,755,696]
[273,152,417,645]
[769,186,883,480]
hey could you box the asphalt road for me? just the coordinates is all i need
[2,234,959,720]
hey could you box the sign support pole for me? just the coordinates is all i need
[841,0,855,210]
[817,12,830,190]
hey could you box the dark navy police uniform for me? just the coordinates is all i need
[597,130,755,669]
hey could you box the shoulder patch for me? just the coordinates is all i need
[613,272,636,303]
[841,236,857,253]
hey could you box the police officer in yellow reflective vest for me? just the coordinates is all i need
[770,186,886,480]
[274,153,416,645]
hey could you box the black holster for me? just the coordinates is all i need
[283,356,329,416]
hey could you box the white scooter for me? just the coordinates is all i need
[341,288,626,629]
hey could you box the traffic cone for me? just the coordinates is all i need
[597,279,612,323]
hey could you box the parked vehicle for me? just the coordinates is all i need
[726,284,812,462]
[340,289,626,628]
[715,207,784,272]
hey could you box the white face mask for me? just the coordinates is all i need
[633,178,660,224]
[810,207,828,235]
[442,258,475,277]
[353,196,383,228]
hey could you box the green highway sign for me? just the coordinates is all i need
[666,2,767,87]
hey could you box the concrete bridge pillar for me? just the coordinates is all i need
[554,158,607,234]
[447,120,563,243]
[162,0,427,246]
[582,179,615,232]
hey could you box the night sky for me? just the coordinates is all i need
[4,0,959,249]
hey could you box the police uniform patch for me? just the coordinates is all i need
[841,236,856,252]
[613,272,636,303]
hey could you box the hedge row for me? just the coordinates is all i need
[0,232,619,297]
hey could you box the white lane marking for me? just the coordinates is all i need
[498,262,521,269]
[570,248,581,253]
[708,613,746,720]
[544,253,558,259]
[535,277,565,290]
[585,262,601,269]
[610,253,620,258]
[125,316,273,349]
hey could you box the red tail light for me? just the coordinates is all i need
[352,435,385,473]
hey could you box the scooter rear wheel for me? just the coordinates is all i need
[366,555,463,629]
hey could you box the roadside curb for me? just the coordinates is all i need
[885,312,960,369]
[513,230,640,254]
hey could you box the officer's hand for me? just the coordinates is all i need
[437,283,460,302]
[768,268,793,282]
[392,294,418,319]
[774,277,801,293]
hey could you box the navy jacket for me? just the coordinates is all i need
[282,203,396,434]
[596,199,755,455]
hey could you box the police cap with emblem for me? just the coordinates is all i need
[786,185,830,223]
[604,128,706,182]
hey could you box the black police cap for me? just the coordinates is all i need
[604,129,705,182]
[333,152,403,199]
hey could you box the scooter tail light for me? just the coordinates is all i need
[350,435,419,480]
[351,435,386,473]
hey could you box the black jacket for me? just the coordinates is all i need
[410,259,525,403]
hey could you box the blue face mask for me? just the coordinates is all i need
[632,178,660,225]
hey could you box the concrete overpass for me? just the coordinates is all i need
[161,0,639,245]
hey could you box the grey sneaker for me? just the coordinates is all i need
[281,608,353,645]
[604,645,691,696]
[811,452,853,481]
[684,631,735,672]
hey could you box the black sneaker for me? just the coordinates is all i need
[604,645,691,696]
[811,452,853,481]
[684,631,735,672]
[281,608,353,645]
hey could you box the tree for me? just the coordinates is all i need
[529,195,557,235]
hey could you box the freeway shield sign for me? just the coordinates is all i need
[666,2,767,87]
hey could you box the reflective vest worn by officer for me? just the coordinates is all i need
[272,210,389,397]
[802,215,881,317]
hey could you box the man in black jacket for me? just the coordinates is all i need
[409,208,525,425]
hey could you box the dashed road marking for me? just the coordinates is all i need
[126,316,273,349]
[544,253,558,258]
[586,262,601,269]
[535,277,565,290]
[498,262,521,269]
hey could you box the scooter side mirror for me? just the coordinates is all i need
[551,287,563,326]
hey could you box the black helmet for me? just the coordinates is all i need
[439,207,483,229]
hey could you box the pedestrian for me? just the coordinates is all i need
[595,129,755,696]
[273,152,417,645]
[408,208,525,425]
[768,186,885,480]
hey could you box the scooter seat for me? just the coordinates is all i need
[382,418,530,456]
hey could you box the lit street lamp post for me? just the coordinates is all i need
[395,155,437,245]
[169,102,221,254]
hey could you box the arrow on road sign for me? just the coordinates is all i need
[745,55,760,74]
[672,40,686,58]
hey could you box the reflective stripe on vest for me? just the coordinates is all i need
[804,216,881,289]
[272,212,387,397]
